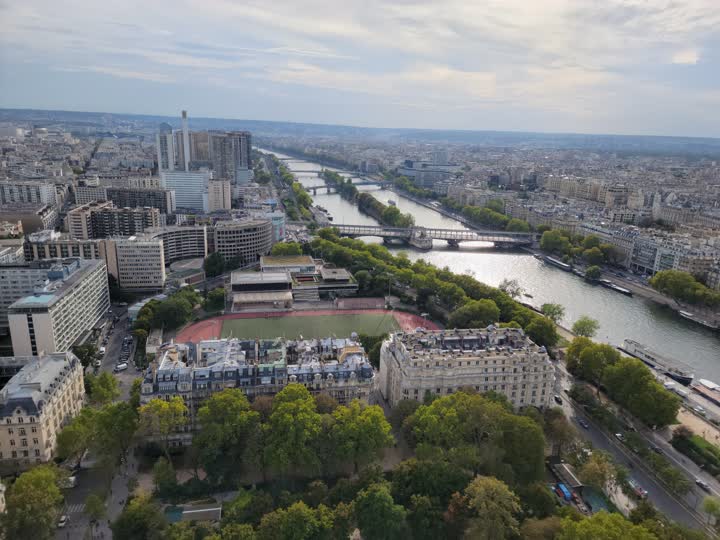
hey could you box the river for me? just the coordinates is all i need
[263,150,720,381]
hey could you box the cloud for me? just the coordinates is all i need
[54,65,174,83]
[671,49,700,65]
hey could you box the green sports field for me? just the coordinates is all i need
[220,313,400,339]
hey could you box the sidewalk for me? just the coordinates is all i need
[90,451,140,539]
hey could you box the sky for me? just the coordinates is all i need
[1,0,719,137]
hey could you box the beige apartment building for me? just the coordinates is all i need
[207,180,232,212]
[0,351,84,469]
[379,327,555,409]
[106,236,166,291]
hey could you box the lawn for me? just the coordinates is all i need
[221,313,400,339]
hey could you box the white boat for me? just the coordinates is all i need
[619,339,693,386]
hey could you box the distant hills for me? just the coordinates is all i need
[2,107,719,157]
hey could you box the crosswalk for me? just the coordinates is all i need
[65,503,84,514]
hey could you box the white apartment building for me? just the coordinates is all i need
[106,237,166,292]
[0,351,84,469]
[0,180,57,206]
[160,170,211,211]
[379,328,555,409]
[207,179,232,212]
[0,262,60,336]
[8,259,110,356]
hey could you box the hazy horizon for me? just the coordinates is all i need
[1,1,719,138]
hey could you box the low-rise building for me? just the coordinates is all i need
[230,271,293,310]
[140,337,374,445]
[0,351,84,469]
[8,259,110,355]
[379,327,554,409]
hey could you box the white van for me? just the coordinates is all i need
[113,362,128,373]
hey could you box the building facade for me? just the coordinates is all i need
[0,180,57,206]
[207,180,232,212]
[67,201,161,239]
[0,351,84,469]
[160,170,211,211]
[106,187,176,215]
[156,123,175,171]
[106,237,166,291]
[213,219,273,264]
[209,131,252,183]
[8,259,110,356]
[379,327,555,409]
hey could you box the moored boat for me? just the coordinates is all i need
[619,339,693,386]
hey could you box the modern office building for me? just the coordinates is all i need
[0,351,84,468]
[189,131,210,162]
[213,219,273,264]
[140,337,374,445]
[8,259,110,356]
[74,185,108,205]
[156,123,175,171]
[209,131,252,184]
[0,180,57,206]
[67,201,161,240]
[207,180,231,212]
[379,327,555,409]
[160,170,211,212]
[105,236,166,292]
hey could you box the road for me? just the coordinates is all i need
[56,304,141,539]
[554,363,714,532]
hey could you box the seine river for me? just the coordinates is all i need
[262,150,720,381]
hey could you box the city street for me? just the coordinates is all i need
[554,363,713,531]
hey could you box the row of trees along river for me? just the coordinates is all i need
[260,149,720,381]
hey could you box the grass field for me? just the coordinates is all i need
[220,313,401,339]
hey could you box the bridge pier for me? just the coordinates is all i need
[447,239,460,249]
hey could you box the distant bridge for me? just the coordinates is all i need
[331,224,534,249]
[310,181,389,194]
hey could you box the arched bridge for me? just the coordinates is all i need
[310,181,389,194]
[331,224,534,250]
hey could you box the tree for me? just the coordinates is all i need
[585,265,602,280]
[447,299,500,328]
[3,465,64,540]
[314,393,339,414]
[84,493,107,522]
[540,230,571,254]
[111,492,167,540]
[583,247,605,266]
[525,316,559,348]
[194,388,261,485]
[702,496,720,524]
[205,288,226,312]
[541,303,565,324]
[543,408,577,456]
[391,458,472,508]
[138,397,188,460]
[582,235,602,250]
[204,252,225,277]
[86,371,120,405]
[270,242,303,256]
[354,483,408,540]
[93,401,139,465]
[130,378,142,410]
[517,483,558,519]
[578,451,615,491]
[558,511,656,540]
[56,407,96,467]
[565,336,593,373]
[73,342,98,369]
[256,501,334,540]
[629,499,658,525]
[463,475,522,540]
[520,517,563,540]
[332,400,394,473]
[152,457,177,497]
[577,343,620,387]
[498,278,524,300]
[153,297,193,329]
[505,218,530,232]
[407,494,447,540]
[572,315,600,338]
[220,524,257,540]
[264,384,322,474]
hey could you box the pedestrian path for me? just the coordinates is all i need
[64,503,84,515]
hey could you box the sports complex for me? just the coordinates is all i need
[175,309,438,342]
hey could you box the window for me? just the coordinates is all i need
[7,428,13,435]
[33,438,38,445]
[21,439,27,447]
[11,451,16,458]
[19,428,25,436]
[9,440,15,446]
[34,449,40,456]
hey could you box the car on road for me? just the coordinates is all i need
[696,478,711,492]
[650,444,664,455]
[114,362,128,373]
[99,346,106,354]
[57,515,69,528]
[615,433,625,442]
[554,394,563,405]
[93,359,101,368]
[577,418,590,429]
[628,478,648,499]
[60,476,77,489]
[692,406,707,417]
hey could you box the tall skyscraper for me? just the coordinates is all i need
[181,110,191,172]
[209,131,252,183]
[156,123,175,171]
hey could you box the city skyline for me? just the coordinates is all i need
[1,1,719,138]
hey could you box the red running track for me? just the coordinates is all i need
[175,309,439,343]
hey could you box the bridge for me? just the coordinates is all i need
[310,181,389,194]
[331,224,534,250]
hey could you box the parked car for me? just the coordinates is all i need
[93,359,101,368]
[692,406,707,417]
[696,478,711,492]
[60,476,77,489]
[114,363,128,373]
[577,418,590,429]
[554,395,563,405]
[614,433,625,442]
[57,515,69,528]
[650,444,663,455]
[99,346,106,354]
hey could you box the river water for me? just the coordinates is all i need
[264,150,720,381]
